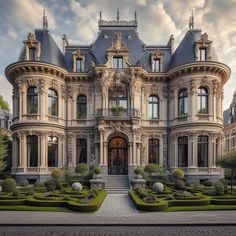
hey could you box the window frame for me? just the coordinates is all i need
[178,136,188,167]
[178,89,188,116]
[113,56,123,69]
[152,58,160,72]
[148,138,159,164]
[76,138,87,165]
[76,58,85,72]
[47,136,58,167]
[27,86,38,114]
[200,48,207,61]
[197,135,208,167]
[48,88,58,116]
[77,95,87,119]
[27,135,38,167]
[198,87,208,114]
[148,95,159,119]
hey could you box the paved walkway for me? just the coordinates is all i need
[0,194,236,225]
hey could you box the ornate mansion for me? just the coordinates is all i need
[5,13,230,184]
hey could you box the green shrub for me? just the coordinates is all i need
[94,167,102,175]
[143,196,158,204]
[34,182,44,188]
[75,163,89,177]
[51,168,63,179]
[174,180,185,190]
[144,164,160,175]
[213,181,224,195]
[202,190,214,196]
[20,179,29,187]
[2,178,16,193]
[54,179,62,190]
[168,197,210,207]
[134,167,143,175]
[44,179,56,192]
[172,169,184,180]
[211,198,236,205]
[12,190,20,197]
[202,180,213,187]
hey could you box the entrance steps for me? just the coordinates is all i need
[106,175,130,194]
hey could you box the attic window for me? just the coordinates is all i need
[152,59,160,72]
[29,48,36,61]
[113,56,123,69]
[200,48,207,61]
[76,58,85,72]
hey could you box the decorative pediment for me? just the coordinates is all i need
[23,32,41,60]
[23,32,40,47]
[195,33,213,61]
[72,49,85,58]
[151,49,164,59]
[108,32,128,52]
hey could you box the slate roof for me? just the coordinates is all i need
[17,22,220,73]
[170,29,219,69]
[18,29,66,69]
[224,91,236,127]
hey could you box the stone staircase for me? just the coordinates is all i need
[106,175,130,194]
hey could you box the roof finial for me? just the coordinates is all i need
[134,11,137,21]
[189,10,194,30]
[99,11,102,21]
[43,10,48,30]
[116,8,120,21]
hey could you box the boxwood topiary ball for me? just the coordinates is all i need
[2,178,16,193]
[71,182,83,191]
[153,182,164,193]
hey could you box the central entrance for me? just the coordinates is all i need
[108,137,128,175]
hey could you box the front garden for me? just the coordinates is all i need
[130,164,236,212]
[0,165,106,212]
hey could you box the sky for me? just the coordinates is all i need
[0,0,236,112]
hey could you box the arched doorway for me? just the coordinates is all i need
[108,137,128,175]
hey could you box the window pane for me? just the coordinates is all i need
[200,48,206,61]
[27,86,38,114]
[27,135,38,167]
[197,136,208,167]
[178,137,188,167]
[29,48,36,60]
[77,95,87,119]
[153,59,160,72]
[148,139,159,164]
[113,57,123,68]
[48,136,58,167]
[76,139,87,164]
[119,100,127,109]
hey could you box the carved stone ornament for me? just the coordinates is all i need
[23,32,41,60]
[152,49,164,59]
[109,121,126,132]
[72,49,85,58]
[109,32,128,52]
[39,79,46,94]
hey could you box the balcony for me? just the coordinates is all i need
[96,108,140,119]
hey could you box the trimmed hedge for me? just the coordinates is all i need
[168,197,210,207]
[67,190,106,212]
[129,190,168,211]
[211,198,236,205]
[26,197,67,207]
[0,199,26,206]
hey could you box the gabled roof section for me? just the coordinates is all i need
[170,29,219,69]
[18,29,66,69]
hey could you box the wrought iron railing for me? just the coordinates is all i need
[96,108,140,118]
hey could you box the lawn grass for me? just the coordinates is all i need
[165,204,236,212]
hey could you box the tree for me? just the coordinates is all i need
[0,95,10,111]
[217,150,236,194]
[0,133,8,175]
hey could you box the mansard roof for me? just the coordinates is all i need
[18,29,66,68]
[16,17,221,73]
[224,90,236,126]
[170,29,219,69]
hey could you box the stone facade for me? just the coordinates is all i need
[5,15,230,184]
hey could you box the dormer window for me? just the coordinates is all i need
[76,58,84,72]
[29,48,36,61]
[72,49,85,72]
[152,59,160,72]
[200,48,207,61]
[151,49,164,73]
[113,56,123,69]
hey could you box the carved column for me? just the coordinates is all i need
[103,142,108,165]
[39,79,46,120]
[22,85,27,118]
[132,133,135,165]
[159,136,164,166]
[174,138,178,168]
[136,143,141,166]
[20,132,27,168]
[99,129,104,164]
[39,132,46,168]
[128,142,132,165]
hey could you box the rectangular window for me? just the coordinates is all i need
[200,48,207,61]
[113,57,123,69]
[76,59,84,72]
[29,48,36,61]
[152,59,160,72]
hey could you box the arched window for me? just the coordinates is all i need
[48,136,58,167]
[148,95,159,119]
[198,135,208,167]
[76,138,87,165]
[77,95,87,119]
[148,139,159,164]
[48,88,58,116]
[178,136,188,167]
[178,89,188,116]
[198,87,208,114]
[27,135,38,167]
[27,86,38,114]
[108,88,127,116]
